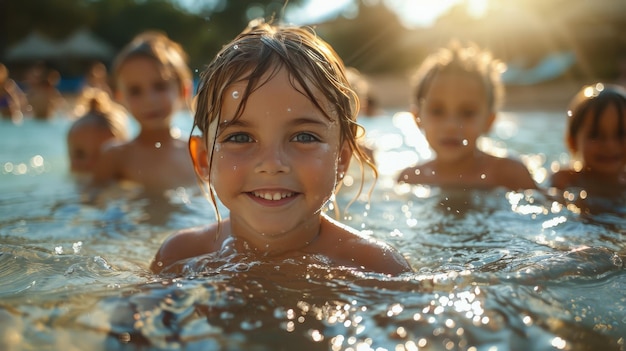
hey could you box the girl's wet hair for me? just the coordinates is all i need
[566,83,626,150]
[193,19,376,218]
[112,30,191,99]
[411,41,505,112]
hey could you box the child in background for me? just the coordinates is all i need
[397,42,536,191]
[0,63,27,123]
[345,67,384,117]
[91,31,197,193]
[80,61,113,98]
[67,87,129,178]
[25,65,64,120]
[345,67,379,164]
[151,20,412,276]
[549,83,626,195]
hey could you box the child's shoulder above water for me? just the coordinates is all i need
[397,150,537,191]
[550,168,626,193]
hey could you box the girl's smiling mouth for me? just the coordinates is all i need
[246,190,299,207]
[251,191,295,201]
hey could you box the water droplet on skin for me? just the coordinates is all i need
[287,108,291,112]
[462,139,468,146]
[232,91,240,99]
[233,166,237,171]
[155,142,162,149]
[480,174,486,179]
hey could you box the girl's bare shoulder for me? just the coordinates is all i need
[317,217,413,275]
[397,161,435,184]
[549,169,579,189]
[151,223,222,273]
[487,154,537,190]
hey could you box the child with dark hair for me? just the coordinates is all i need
[549,83,626,195]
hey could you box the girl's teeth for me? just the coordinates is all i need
[254,192,293,200]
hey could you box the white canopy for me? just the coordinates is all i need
[4,29,114,61]
[4,32,60,61]
[58,29,115,59]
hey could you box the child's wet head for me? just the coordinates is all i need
[411,41,505,114]
[192,20,366,159]
[112,31,192,98]
[566,83,626,152]
[189,20,379,219]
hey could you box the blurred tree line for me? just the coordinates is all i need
[1,0,289,76]
[1,0,624,81]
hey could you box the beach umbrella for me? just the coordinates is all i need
[58,29,115,60]
[4,32,61,61]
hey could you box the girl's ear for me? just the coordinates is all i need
[484,112,496,132]
[114,90,125,106]
[337,141,353,179]
[566,134,577,154]
[410,103,421,127]
[182,79,193,100]
[189,136,210,179]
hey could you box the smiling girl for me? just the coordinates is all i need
[150,20,412,276]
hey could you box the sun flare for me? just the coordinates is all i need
[385,0,490,28]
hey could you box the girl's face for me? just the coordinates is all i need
[198,68,351,241]
[116,56,181,130]
[68,123,117,174]
[416,73,494,163]
[572,103,626,176]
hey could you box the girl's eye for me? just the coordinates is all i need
[155,81,170,91]
[461,110,477,119]
[224,133,253,143]
[292,133,320,143]
[127,86,141,97]
[426,107,444,117]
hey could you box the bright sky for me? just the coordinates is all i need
[175,0,489,28]
[286,0,489,28]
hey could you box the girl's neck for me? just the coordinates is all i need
[580,168,626,185]
[229,217,322,257]
[433,149,486,175]
[135,128,176,145]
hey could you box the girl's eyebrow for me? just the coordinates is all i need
[289,116,331,127]
[220,115,331,129]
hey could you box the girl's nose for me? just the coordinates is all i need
[148,89,161,103]
[254,143,290,174]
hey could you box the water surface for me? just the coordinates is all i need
[0,111,624,350]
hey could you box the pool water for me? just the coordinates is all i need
[0,110,624,351]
